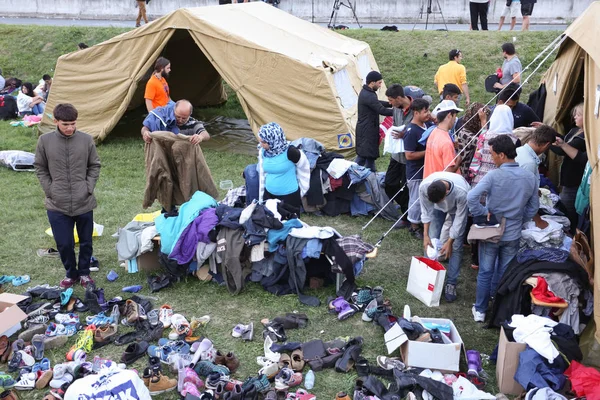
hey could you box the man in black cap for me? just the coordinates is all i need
[354,71,393,172]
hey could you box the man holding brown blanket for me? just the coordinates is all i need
[141,100,218,210]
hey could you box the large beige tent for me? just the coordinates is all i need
[39,2,384,152]
[541,1,600,349]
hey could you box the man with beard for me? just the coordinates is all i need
[145,57,172,112]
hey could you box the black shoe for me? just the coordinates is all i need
[121,341,149,365]
[85,287,102,314]
[430,328,444,344]
[262,323,287,343]
[147,274,171,293]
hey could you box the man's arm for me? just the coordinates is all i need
[405,150,425,160]
[86,141,101,193]
[461,83,470,106]
[366,93,394,116]
[467,173,492,217]
[523,179,540,221]
[145,99,154,113]
[33,138,52,197]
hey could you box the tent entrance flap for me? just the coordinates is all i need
[129,29,227,112]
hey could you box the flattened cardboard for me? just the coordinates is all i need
[385,322,408,354]
[496,326,526,395]
[400,318,464,372]
[138,237,161,272]
[0,293,29,337]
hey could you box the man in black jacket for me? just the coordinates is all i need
[354,71,393,172]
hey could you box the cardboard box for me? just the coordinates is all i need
[496,326,526,396]
[0,293,29,337]
[400,318,464,372]
[137,237,161,272]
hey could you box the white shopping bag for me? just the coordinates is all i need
[406,256,446,307]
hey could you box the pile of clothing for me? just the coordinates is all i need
[118,190,375,306]
[242,138,399,221]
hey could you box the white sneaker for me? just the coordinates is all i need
[361,299,378,322]
[14,372,36,390]
[472,306,485,323]
[159,305,174,328]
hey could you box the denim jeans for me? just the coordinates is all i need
[47,210,94,279]
[475,239,519,313]
[407,179,422,224]
[427,209,465,285]
[354,155,376,172]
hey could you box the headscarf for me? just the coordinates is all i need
[258,122,289,157]
[462,102,490,134]
[488,104,514,134]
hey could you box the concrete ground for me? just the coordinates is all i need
[0,16,567,31]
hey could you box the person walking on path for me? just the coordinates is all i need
[521,0,536,31]
[498,0,520,31]
[34,104,101,289]
[136,0,149,27]
[470,0,489,31]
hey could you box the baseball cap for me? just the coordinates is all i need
[431,100,463,118]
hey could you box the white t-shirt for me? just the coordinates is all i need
[16,91,33,113]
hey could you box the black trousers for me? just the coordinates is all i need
[47,210,94,279]
[384,159,409,215]
[470,2,489,31]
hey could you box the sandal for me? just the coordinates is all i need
[60,288,73,306]
[12,275,31,287]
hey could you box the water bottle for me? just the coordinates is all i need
[305,370,315,390]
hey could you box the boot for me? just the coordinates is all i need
[335,337,363,373]
[466,350,482,376]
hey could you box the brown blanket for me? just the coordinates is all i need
[143,131,219,210]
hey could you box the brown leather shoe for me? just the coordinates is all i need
[225,352,240,373]
[94,324,118,343]
[148,371,177,395]
[35,369,53,390]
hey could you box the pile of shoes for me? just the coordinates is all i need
[328,286,391,322]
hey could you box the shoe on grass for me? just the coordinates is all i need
[159,305,174,328]
[59,277,78,290]
[376,356,405,371]
[79,275,95,289]
[471,306,485,323]
[444,284,457,303]
[148,370,177,395]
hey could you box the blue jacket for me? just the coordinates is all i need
[143,102,179,134]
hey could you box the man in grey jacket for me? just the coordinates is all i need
[34,103,101,289]
[420,171,470,303]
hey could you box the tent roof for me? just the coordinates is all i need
[564,1,600,67]
[78,3,369,70]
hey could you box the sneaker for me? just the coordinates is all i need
[27,315,50,325]
[147,309,159,326]
[190,315,210,330]
[444,284,457,303]
[79,275,95,289]
[471,306,485,323]
[59,277,78,289]
[55,313,79,325]
[361,299,378,322]
[14,371,36,390]
[168,314,191,340]
[376,356,405,371]
[123,299,140,325]
[159,305,174,328]
[182,381,202,397]
[232,324,250,338]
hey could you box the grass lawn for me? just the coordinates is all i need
[0,25,562,399]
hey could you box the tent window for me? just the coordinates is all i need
[358,54,371,83]
[333,69,357,109]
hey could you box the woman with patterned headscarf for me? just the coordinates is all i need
[469,104,519,187]
[257,122,310,209]
[456,102,490,182]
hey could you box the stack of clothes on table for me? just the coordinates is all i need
[489,216,594,335]
[118,190,375,306]
[242,138,399,221]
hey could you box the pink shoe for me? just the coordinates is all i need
[181,381,202,397]
[183,367,204,388]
